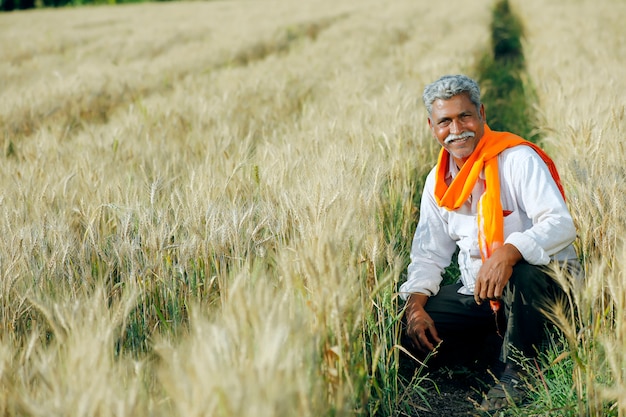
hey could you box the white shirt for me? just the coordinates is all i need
[399,146,579,299]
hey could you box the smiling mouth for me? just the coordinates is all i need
[445,136,472,145]
[444,132,475,145]
[446,137,469,145]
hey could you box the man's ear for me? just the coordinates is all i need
[427,117,437,137]
[479,104,486,122]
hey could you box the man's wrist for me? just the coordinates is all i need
[502,243,523,265]
[407,293,429,309]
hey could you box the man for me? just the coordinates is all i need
[399,74,579,411]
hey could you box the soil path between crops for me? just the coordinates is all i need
[417,368,492,417]
[400,357,506,417]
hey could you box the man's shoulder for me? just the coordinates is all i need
[499,143,546,163]
[498,144,555,185]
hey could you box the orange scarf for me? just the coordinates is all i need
[434,125,565,261]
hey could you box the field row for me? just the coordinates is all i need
[1,0,624,414]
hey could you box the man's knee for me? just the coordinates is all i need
[507,262,556,299]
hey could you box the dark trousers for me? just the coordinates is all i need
[404,262,563,369]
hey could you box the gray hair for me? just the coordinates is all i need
[422,74,481,116]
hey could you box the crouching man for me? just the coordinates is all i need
[399,74,580,411]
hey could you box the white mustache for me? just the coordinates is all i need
[444,131,475,145]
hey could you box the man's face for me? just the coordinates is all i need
[428,93,485,166]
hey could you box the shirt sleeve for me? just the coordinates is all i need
[399,169,457,300]
[502,148,577,264]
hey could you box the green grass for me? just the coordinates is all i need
[477,0,538,143]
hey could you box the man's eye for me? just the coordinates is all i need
[439,120,450,127]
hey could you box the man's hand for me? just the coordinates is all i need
[474,243,522,305]
[405,293,442,353]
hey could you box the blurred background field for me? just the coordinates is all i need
[0,0,625,415]
[0,1,491,415]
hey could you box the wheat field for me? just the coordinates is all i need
[0,0,493,415]
[514,0,626,415]
[1,0,625,415]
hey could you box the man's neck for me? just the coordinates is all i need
[454,156,469,169]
